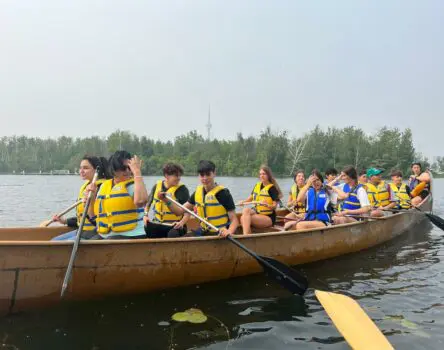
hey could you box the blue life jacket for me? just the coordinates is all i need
[342,184,363,210]
[305,187,331,222]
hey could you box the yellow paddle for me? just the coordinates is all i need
[315,290,394,350]
[39,200,82,227]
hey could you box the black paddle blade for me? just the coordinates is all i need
[426,213,444,231]
[259,256,308,296]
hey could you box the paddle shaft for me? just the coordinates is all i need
[61,170,99,298]
[45,200,83,227]
[166,195,305,292]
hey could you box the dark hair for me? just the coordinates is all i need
[81,155,112,179]
[311,169,324,184]
[197,160,216,174]
[325,168,338,177]
[163,162,184,176]
[108,150,132,175]
[260,165,283,199]
[359,168,367,177]
[342,165,358,181]
[411,162,422,169]
[293,169,305,181]
[391,170,403,178]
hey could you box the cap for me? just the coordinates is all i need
[366,168,383,177]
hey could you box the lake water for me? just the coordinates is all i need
[0,175,443,349]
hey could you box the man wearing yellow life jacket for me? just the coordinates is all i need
[408,162,431,206]
[283,170,306,226]
[366,168,396,217]
[86,151,149,240]
[239,165,282,234]
[389,170,412,210]
[172,160,239,237]
[143,163,190,238]
[51,155,111,241]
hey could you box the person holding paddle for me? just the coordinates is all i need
[239,166,283,234]
[86,151,149,240]
[143,163,190,238]
[171,160,239,237]
[51,155,111,241]
[365,168,396,217]
[408,162,431,206]
[282,169,306,230]
[330,166,371,224]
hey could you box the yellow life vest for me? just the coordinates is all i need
[290,183,306,213]
[252,182,274,215]
[94,179,144,234]
[411,181,427,197]
[366,181,390,207]
[151,180,184,223]
[389,183,411,209]
[195,185,229,233]
[76,179,105,231]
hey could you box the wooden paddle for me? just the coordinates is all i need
[39,200,83,227]
[315,290,394,349]
[61,169,99,298]
[236,201,261,206]
[166,195,308,296]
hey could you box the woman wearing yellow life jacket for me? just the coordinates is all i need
[390,170,412,209]
[408,162,431,206]
[283,170,306,229]
[365,168,396,217]
[86,151,149,240]
[144,163,190,238]
[239,166,282,234]
[51,155,111,241]
[171,160,239,237]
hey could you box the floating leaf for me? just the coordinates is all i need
[401,319,418,330]
[172,312,189,322]
[188,313,208,324]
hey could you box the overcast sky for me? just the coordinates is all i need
[1,0,443,159]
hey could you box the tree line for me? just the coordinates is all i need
[0,126,436,177]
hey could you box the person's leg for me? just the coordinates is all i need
[240,207,255,234]
[333,216,358,225]
[295,220,328,230]
[144,222,170,238]
[370,209,384,217]
[250,214,273,230]
[411,196,422,206]
[105,234,146,240]
[167,226,187,238]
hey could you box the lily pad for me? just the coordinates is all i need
[188,313,208,324]
[172,312,189,322]
[171,308,208,324]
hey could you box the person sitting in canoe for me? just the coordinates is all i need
[358,169,368,187]
[51,155,112,241]
[171,160,239,237]
[324,168,340,186]
[282,169,306,230]
[239,165,283,234]
[86,150,149,240]
[143,162,190,238]
[389,170,412,210]
[408,162,431,206]
[286,169,333,230]
[330,166,371,224]
[366,168,396,217]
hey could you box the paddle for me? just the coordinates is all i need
[166,195,308,296]
[278,200,299,215]
[236,201,261,206]
[39,200,83,227]
[381,207,444,231]
[61,169,100,298]
[315,290,394,350]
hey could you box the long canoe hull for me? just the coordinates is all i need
[0,195,433,315]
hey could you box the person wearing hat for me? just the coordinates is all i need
[366,168,396,217]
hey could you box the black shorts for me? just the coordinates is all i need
[418,190,429,200]
[253,209,276,225]
[144,221,187,238]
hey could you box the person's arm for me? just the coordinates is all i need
[159,186,189,216]
[330,183,349,200]
[287,193,294,207]
[128,156,148,208]
[239,194,254,205]
[171,191,196,229]
[382,184,396,209]
[217,189,239,236]
[296,180,312,204]
[405,185,412,198]
[220,211,239,237]
[266,186,279,210]
[338,187,371,216]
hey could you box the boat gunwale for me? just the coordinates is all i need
[0,205,419,247]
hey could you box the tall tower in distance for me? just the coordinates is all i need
[206,104,212,141]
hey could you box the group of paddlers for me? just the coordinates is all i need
[51,150,431,241]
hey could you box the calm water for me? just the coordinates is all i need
[0,175,443,349]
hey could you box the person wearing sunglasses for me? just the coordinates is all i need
[86,150,149,239]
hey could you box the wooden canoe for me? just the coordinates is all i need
[0,194,433,316]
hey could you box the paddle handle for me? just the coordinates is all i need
[61,170,100,298]
[45,200,83,227]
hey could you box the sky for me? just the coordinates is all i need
[1,0,443,159]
